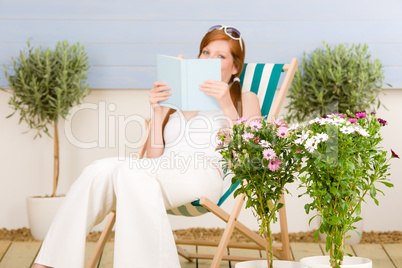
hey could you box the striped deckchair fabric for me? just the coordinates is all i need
[240,63,284,115]
[166,63,284,217]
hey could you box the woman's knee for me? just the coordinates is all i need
[72,157,122,188]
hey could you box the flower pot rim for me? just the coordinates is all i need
[27,195,66,199]
[300,256,372,266]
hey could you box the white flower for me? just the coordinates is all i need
[294,130,310,144]
[309,118,320,125]
[259,140,271,147]
[326,113,337,118]
[332,117,346,126]
[315,133,329,143]
[304,137,318,153]
[340,126,354,134]
[288,123,300,131]
[319,118,332,125]
[294,138,304,144]
[354,126,370,137]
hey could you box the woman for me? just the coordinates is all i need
[34,25,261,268]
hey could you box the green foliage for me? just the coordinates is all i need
[286,42,387,123]
[218,117,302,267]
[293,112,396,267]
[2,40,90,138]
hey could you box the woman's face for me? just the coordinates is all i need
[199,39,238,83]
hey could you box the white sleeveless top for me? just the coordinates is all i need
[163,110,228,172]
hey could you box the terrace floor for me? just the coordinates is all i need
[0,240,401,267]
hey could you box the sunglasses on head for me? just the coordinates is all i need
[208,25,243,51]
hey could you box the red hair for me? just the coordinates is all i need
[162,29,246,140]
[198,29,245,114]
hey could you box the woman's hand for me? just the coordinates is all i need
[200,80,232,109]
[149,82,171,109]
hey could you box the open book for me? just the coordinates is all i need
[157,54,221,111]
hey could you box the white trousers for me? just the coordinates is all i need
[35,153,223,268]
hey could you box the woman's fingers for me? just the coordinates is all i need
[200,80,232,105]
[200,81,227,94]
[150,81,171,106]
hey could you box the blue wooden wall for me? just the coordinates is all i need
[1,0,401,89]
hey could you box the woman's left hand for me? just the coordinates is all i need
[200,80,232,108]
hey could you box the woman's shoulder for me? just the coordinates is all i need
[241,91,261,116]
[241,91,259,101]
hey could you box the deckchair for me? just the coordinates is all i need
[87,58,299,268]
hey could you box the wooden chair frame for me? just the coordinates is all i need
[87,58,299,268]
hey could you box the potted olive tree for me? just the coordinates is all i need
[218,117,302,268]
[2,40,90,240]
[292,111,398,267]
[285,42,388,123]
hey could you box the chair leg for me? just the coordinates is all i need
[86,210,116,268]
[278,195,292,260]
[210,193,245,268]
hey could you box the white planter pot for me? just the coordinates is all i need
[26,196,65,240]
[300,256,372,268]
[236,260,301,268]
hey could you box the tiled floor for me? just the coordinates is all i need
[0,241,401,267]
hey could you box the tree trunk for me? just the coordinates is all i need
[52,123,59,197]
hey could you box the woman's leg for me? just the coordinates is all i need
[154,153,223,210]
[34,154,222,268]
[34,158,120,268]
[110,154,222,267]
[111,160,181,268]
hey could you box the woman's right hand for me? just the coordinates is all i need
[149,81,171,109]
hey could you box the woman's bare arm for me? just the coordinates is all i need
[145,82,171,158]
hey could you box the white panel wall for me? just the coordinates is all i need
[1,0,401,88]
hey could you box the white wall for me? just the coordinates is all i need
[1,88,401,233]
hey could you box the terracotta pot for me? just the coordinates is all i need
[300,256,372,268]
[26,196,65,240]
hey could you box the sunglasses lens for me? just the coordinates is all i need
[208,25,223,32]
[225,27,241,38]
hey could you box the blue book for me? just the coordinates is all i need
[157,54,221,111]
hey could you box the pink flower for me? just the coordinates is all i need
[263,148,276,160]
[249,119,263,129]
[391,149,400,159]
[378,118,387,126]
[253,137,260,143]
[274,119,288,128]
[234,116,248,125]
[355,112,367,119]
[347,119,357,124]
[268,158,281,171]
[276,127,288,138]
[215,142,224,151]
[339,115,346,119]
[224,133,230,144]
[242,132,254,141]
